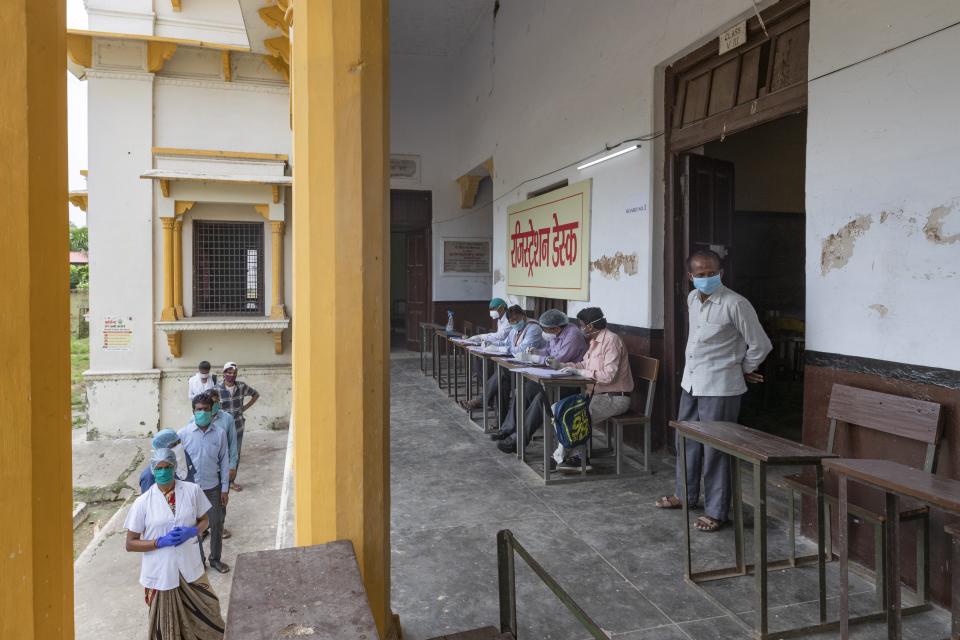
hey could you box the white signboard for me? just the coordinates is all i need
[719,21,747,55]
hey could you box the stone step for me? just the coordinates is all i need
[427,626,513,640]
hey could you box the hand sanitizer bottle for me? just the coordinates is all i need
[445,310,455,335]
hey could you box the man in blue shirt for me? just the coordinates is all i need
[208,388,239,539]
[178,393,231,573]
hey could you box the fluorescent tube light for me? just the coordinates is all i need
[577,144,639,171]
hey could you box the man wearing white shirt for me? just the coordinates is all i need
[474,297,510,342]
[655,250,772,533]
[186,360,216,405]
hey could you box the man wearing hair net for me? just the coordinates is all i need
[495,309,587,454]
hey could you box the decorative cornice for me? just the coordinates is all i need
[154,75,287,94]
[174,201,196,216]
[68,192,89,212]
[254,204,270,220]
[147,42,178,72]
[67,33,92,67]
[264,36,290,65]
[258,5,289,36]
[85,69,156,82]
[155,318,291,332]
[83,369,163,382]
[159,364,291,378]
[262,55,289,83]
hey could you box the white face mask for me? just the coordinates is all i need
[544,331,558,341]
[172,444,188,480]
[489,309,500,319]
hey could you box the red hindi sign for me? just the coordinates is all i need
[506,179,591,300]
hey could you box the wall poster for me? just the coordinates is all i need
[506,179,591,300]
[443,239,491,274]
[102,316,133,351]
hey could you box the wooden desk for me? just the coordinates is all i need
[518,368,593,484]
[670,420,837,640]
[419,321,443,375]
[463,346,508,433]
[823,458,960,640]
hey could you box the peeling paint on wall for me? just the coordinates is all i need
[820,214,873,275]
[589,252,639,280]
[492,268,504,284]
[923,204,960,245]
[868,303,888,318]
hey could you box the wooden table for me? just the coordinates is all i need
[516,368,594,484]
[433,329,462,396]
[419,321,443,375]
[464,346,504,433]
[670,420,837,640]
[823,458,960,640]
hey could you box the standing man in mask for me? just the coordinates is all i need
[655,249,772,533]
[178,393,230,573]
[186,360,215,407]
[217,362,259,491]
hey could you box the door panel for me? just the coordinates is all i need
[405,230,429,351]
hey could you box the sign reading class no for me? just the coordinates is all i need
[507,179,592,301]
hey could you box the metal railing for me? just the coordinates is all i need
[497,529,608,639]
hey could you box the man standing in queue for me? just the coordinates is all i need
[655,249,772,532]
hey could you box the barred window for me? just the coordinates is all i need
[193,221,264,316]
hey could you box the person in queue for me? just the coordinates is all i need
[654,249,772,532]
[139,428,197,494]
[216,362,259,491]
[548,307,633,472]
[460,305,545,426]
[208,389,238,539]
[186,360,215,407]
[494,309,587,454]
[178,394,231,573]
[124,447,225,639]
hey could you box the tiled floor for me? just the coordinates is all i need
[390,355,951,640]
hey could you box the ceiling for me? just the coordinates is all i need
[390,0,493,56]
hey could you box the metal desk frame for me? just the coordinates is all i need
[674,420,837,640]
[465,348,498,434]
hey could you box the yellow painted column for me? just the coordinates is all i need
[291,0,393,636]
[173,217,184,318]
[270,220,286,319]
[0,0,74,637]
[161,218,176,321]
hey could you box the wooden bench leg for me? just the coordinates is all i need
[876,521,888,612]
[917,514,929,604]
[642,420,650,474]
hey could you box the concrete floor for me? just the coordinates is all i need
[73,430,288,639]
[390,355,951,640]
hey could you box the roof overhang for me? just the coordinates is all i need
[141,169,292,187]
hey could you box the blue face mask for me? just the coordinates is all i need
[194,410,213,428]
[152,466,174,485]
[511,320,525,331]
[693,274,722,295]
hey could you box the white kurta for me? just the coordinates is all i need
[124,480,212,590]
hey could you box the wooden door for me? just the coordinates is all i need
[405,230,429,351]
[668,154,736,408]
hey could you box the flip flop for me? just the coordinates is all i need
[694,516,725,532]
[655,495,682,509]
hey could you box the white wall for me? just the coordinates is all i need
[805,0,960,370]
[446,0,771,328]
[86,0,248,46]
[391,53,493,302]
[87,69,156,372]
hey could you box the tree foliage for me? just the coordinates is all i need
[69,222,88,252]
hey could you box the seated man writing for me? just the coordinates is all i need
[548,307,633,472]
[461,305,544,428]
[494,309,587,454]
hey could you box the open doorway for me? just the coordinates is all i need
[691,113,807,440]
[390,190,432,351]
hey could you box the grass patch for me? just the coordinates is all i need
[71,337,89,423]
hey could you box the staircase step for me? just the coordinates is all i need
[427,626,512,640]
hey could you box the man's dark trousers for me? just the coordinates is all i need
[674,389,742,522]
[201,487,225,564]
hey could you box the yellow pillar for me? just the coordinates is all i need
[291,0,393,636]
[270,220,286,319]
[161,218,176,321]
[0,0,74,637]
[173,217,184,318]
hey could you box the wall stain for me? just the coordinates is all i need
[492,268,504,284]
[820,214,873,275]
[868,304,889,318]
[923,204,960,244]
[589,252,639,280]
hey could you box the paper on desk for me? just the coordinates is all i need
[513,367,572,377]
[469,346,509,355]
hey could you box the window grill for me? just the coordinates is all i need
[193,221,264,316]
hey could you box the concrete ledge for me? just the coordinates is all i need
[225,541,379,639]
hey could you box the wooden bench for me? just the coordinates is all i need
[599,354,659,474]
[781,384,943,610]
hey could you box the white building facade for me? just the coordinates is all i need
[73,0,293,438]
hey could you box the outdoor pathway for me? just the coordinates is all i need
[389,354,951,640]
[73,430,288,639]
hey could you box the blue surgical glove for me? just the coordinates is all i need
[155,531,180,548]
[177,526,199,540]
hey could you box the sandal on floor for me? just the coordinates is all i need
[459,399,482,411]
[694,516,725,532]
[655,495,683,509]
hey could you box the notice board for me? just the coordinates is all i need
[443,239,490,274]
[507,179,591,300]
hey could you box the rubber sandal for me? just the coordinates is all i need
[694,516,725,532]
[655,495,682,509]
